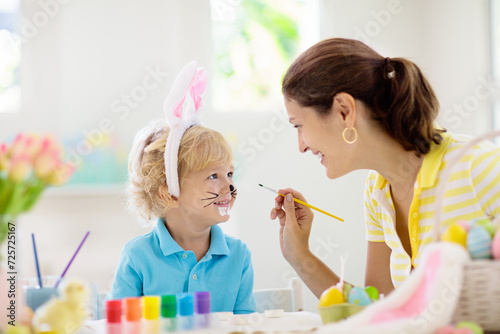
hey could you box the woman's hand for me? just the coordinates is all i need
[270,188,314,265]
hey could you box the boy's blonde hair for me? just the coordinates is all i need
[127,120,234,222]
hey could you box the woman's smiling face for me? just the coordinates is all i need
[285,97,355,179]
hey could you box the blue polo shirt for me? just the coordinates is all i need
[106,219,256,314]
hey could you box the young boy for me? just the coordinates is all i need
[106,62,255,314]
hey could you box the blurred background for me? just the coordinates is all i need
[1,0,499,312]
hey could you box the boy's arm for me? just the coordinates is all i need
[232,247,256,314]
[105,250,143,301]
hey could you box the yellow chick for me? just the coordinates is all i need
[32,279,88,334]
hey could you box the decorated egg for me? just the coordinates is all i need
[457,220,473,232]
[441,223,467,247]
[364,286,379,301]
[319,286,344,306]
[471,218,495,236]
[466,226,492,259]
[341,282,352,302]
[347,286,371,306]
[492,229,500,260]
[456,321,483,334]
[434,325,457,334]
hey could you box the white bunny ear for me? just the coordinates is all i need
[163,61,207,197]
[163,61,198,126]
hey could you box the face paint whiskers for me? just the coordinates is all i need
[230,184,237,199]
[201,192,218,208]
[201,185,236,216]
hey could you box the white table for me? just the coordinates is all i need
[79,311,323,334]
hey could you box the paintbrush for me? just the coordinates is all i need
[259,184,344,222]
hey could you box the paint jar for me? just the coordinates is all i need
[160,295,177,332]
[123,297,141,334]
[178,293,195,331]
[142,296,160,334]
[105,300,122,334]
[195,291,211,328]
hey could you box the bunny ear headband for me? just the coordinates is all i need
[163,61,207,197]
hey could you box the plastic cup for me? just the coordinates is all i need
[24,287,59,311]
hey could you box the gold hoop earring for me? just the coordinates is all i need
[342,127,357,144]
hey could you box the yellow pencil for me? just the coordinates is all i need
[259,184,344,222]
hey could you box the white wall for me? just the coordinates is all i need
[1,0,494,314]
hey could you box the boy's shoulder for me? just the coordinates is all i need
[221,231,250,253]
[123,228,156,251]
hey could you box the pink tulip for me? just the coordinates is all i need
[8,155,32,182]
[34,151,57,181]
[23,134,40,161]
[47,163,75,186]
[0,143,8,170]
[8,133,26,157]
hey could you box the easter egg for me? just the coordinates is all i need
[467,226,492,259]
[319,286,344,306]
[441,223,467,247]
[492,229,500,260]
[364,286,379,301]
[456,321,483,334]
[472,218,495,236]
[457,220,473,232]
[342,282,352,302]
[434,325,457,334]
[347,286,371,306]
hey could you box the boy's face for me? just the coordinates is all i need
[177,163,236,225]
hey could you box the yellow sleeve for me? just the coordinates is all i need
[364,171,385,242]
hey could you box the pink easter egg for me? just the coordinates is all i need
[457,220,472,232]
[434,325,456,334]
[492,230,500,260]
[455,328,474,334]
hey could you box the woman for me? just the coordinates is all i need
[270,38,500,298]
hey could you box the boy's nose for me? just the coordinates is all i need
[230,184,234,192]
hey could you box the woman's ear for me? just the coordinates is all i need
[332,92,357,127]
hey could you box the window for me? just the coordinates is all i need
[210,0,319,112]
[0,0,20,114]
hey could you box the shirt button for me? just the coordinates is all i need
[412,212,419,219]
[182,253,187,259]
[411,237,417,242]
[192,274,197,280]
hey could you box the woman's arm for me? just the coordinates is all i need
[364,241,394,296]
[286,250,342,298]
[270,188,342,298]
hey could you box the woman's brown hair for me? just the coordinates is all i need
[282,38,445,156]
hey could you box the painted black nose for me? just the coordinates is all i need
[229,185,235,192]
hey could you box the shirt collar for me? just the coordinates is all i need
[208,224,230,256]
[419,132,453,188]
[155,218,184,256]
[155,218,230,257]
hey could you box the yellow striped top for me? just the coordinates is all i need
[364,132,500,288]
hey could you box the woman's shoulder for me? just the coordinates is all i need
[445,132,500,161]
